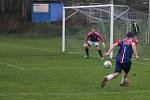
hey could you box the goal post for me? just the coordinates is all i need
[62,4,150,59]
[62,7,65,52]
[110,4,114,58]
[62,4,115,58]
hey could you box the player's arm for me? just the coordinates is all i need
[104,40,121,56]
[131,42,139,60]
[104,43,118,56]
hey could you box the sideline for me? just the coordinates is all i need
[0,62,24,70]
[0,90,148,96]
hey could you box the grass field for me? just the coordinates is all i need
[0,37,150,100]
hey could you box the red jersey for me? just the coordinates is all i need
[85,32,104,43]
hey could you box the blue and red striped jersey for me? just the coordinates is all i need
[115,38,138,63]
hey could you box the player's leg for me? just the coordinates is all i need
[120,72,129,86]
[101,72,120,87]
[120,62,132,86]
[83,42,91,58]
[101,62,122,87]
[94,42,103,59]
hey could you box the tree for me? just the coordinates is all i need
[1,0,5,12]
[22,0,31,17]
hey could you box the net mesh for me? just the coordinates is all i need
[64,5,150,59]
[113,8,150,59]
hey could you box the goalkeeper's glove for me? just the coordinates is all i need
[102,43,106,48]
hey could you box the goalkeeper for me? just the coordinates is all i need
[83,28,105,60]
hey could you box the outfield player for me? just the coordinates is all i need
[83,28,105,59]
[101,32,139,87]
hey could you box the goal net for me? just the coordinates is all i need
[126,10,150,59]
[62,4,150,59]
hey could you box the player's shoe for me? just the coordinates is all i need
[83,55,89,59]
[101,77,107,88]
[120,80,129,87]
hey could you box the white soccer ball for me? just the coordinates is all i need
[104,60,112,69]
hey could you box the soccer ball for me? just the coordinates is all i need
[103,60,112,69]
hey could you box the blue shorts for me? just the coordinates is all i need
[115,62,132,73]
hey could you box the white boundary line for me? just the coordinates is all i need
[132,58,150,61]
[0,90,148,96]
[0,61,149,71]
[133,61,150,66]
[0,41,63,53]
[1,41,150,61]
[0,42,68,54]
[0,42,150,69]
[0,42,51,52]
[142,58,150,60]
[0,62,24,70]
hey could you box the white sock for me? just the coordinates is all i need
[121,75,125,83]
[106,74,114,81]
[121,75,128,83]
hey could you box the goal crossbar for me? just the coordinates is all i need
[62,4,116,58]
[63,4,113,9]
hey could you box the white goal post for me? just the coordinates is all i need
[62,4,130,58]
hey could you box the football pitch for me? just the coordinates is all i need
[0,37,150,100]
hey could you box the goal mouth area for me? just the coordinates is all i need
[62,4,150,59]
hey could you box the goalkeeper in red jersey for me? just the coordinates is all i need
[83,28,106,60]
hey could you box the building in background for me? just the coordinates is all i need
[32,0,64,22]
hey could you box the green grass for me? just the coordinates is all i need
[0,37,150,100]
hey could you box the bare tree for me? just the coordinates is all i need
[1,0,5,12]
[22,0,26,17]
[22,0,31,18]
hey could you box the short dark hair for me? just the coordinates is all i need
[127,32,134,38]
